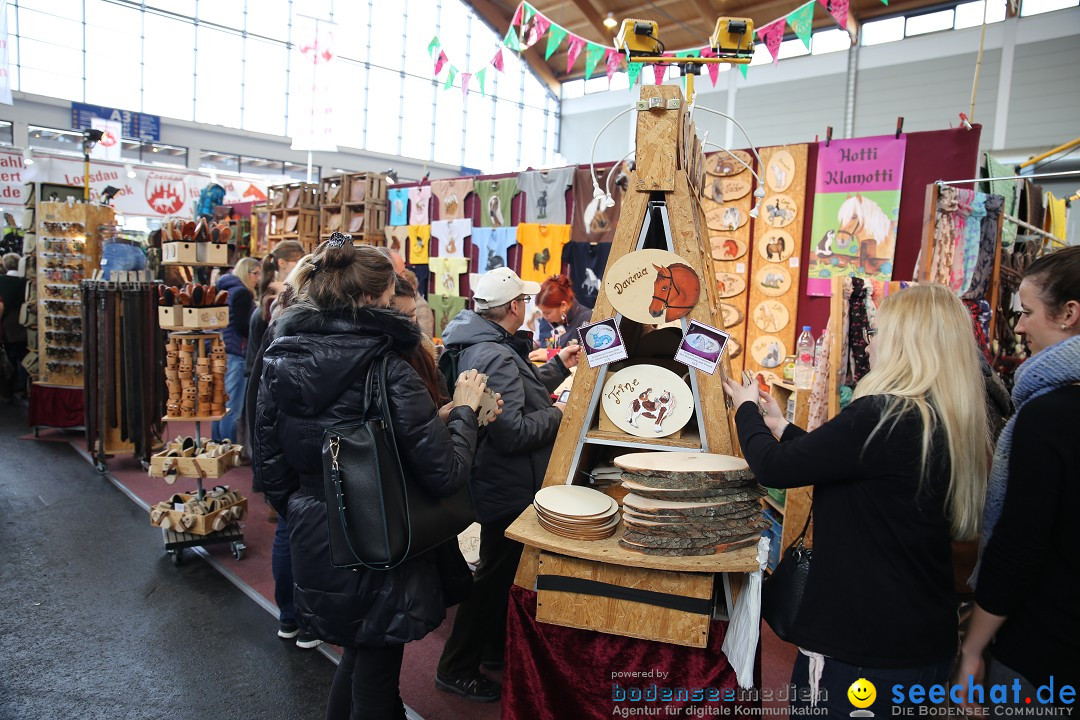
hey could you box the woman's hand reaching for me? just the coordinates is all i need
[757,390,789,439]
[452,369,487,412]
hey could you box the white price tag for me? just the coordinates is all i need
[735,262,746,274]
[789,257,799,268]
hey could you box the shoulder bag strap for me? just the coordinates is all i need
[788,503,813,552]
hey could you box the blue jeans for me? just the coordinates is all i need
[212,353,245,443]
[790,650,953,718]
[272,515,295,624]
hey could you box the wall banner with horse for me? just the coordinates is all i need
[806,135,907,297]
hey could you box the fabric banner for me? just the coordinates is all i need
[584,42,605,80]
[0,0,10,105]
[807,134,907,296]
[787,1,816,49]
[818,0,850,28]
[0,150,270,217]
[756,19,786,65]
[566,36,585,73]
[545,25,567,60]
[288,17,340,152]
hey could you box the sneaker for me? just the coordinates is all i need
[277,622,299,639]
[296,630,323,649]
[434,673,501,703]
[480,658,504,672]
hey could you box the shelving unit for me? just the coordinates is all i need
[250,203,270,256]
[268,182,319,251]
[342,172,388,245]
[320,174,344,242]
[760,379,813,571]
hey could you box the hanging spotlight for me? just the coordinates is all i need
[603,12,618,30]
[22,148,33,166]
[124,163,136,179]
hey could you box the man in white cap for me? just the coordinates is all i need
[435,267,580,702]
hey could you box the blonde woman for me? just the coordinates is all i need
[723,284,989,716]
[212,256,260,443]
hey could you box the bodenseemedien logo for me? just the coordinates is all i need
[849,678,877,717]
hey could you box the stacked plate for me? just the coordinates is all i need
[613,452,768,556]
[534,485,621,541]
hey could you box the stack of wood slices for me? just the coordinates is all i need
[614,452,767,556]
[534,485,621,541]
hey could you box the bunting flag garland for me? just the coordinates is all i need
[522,2,536,25]
[626,58,643,87]
[738,62,748,79]
[787,1,816,49]
[756,18,786,65]
[545,25,567,60]
[566,35,586,73]
[444,65,458,90]
[584,42,606,80]
[427,36,441,57]
[460,72,472,98]
[604,48,622,83]
[652,58,670,86]
[818,0,850,28]
[511,3,523,26]
[476,67,487,95]
[503,26,522,52]
[700,48,721,86]
[491,47,505,72]
[434,50,449,75]
[528,15,551,48]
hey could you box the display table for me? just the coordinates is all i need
[29,383,84,432]
[504,585,759,720]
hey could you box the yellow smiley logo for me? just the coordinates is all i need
[848,678,877,709]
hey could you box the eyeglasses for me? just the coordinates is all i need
[866,328,877,337]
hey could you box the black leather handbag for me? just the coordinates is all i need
[322,353,476,570]
[761,507,813,642]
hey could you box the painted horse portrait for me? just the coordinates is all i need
[627,388,676,433]
[837,194,895,259]
[648,263,701,322]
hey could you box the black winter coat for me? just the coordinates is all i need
[255,303,478,648]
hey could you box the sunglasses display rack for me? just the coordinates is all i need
[34,202,115,388]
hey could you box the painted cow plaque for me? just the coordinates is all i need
[605,249,701,324]
[601,365,695,438]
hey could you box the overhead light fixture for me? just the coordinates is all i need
[101,186,121,205]
[384,168,398,184]
[22,148,33,166]
[603,12,618,29]
[124,163,136,178]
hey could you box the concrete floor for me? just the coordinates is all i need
[0,403,335,720]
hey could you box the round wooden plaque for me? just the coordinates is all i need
[752,300,790,333]
[766,150,796,193]
[604,249,701,324]
[720,302,744,328]
[706,206,747,232]
[710,236,747,261]
[751,335,787,369]
[601,365,695,439]
[757,229,795,262]
[715,272,746,299]
[728,337,742,359]
[614,452,749,475]
[534,485,613,517]
[762,194,798,228]
[703,175,752,203]
[705,150,753,177]
[755,265,792,297]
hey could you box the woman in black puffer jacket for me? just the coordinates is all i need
[255,238,489,720]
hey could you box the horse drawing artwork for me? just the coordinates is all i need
[761,272,785,290]
[486,248,505,271]
[722,207,741,231]
[755,304,779,332]
[533,247,551,273]
[488,195,504,226]
[766,200,795,225]
[583,195,611,234]
[442,271,457,294]
[766,234,786,261]
[648,263,701,322]
[626,388,676,433]
[837,194,895,258]
[582,267,600,296]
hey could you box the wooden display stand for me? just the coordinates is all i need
[507,84,756,650]
[268,182,320,251]
[250,203,270,256]
[320,174,344,241]
[343,172,388,245]
[763,380,813,557]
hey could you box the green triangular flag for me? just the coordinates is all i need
[626,59,642,87]
[427,36,441,57]
[738,62,748,79]
[584,42,605,80]
[503,26,522,52]
[476,67,487,96]
[675,49,702,59]
[545,25,567,60]
[444,65,458,90]
[787,1,816,49]
[522,2,535,24]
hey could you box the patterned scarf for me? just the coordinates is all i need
[975,334,1080,582]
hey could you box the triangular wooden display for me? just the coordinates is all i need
[507,85,757,648]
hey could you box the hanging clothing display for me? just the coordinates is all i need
[408,264,431,299]
[429,256,468,297]
[517,168,574,224]
[471,227,517,273]
[964,194,1003,301]
[408,186,432,225]
[407,225,431,265]
[571,165,625,244]
[930,185,960,286]
[1044,191,1067,241]
[959,192,987,294]
[474,178,519,228]
[429,294,467,340]
[847,277,872,384]
[516,224,571,284]
[430,219,472,259]
[984,153,1019,250]
[806,323,831,432]
[563,241,611,309]
[387,188,410,226]
[431,178,474,220]
[383,225,410,256]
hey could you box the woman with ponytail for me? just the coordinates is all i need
[527,274,591,361]
[724,284,991,715]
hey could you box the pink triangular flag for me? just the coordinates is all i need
[701,48,721,86]
[757,18,785,65]
[604,48,621,83]
[652,61,668,86]
[460,72,472,98]
[491,47,505,72]
[818,0,850,28]
[566,35,586,73]
[434,50,448,75]
[511,2,523,26]
[525,15,550,48]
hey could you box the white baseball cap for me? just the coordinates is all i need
[472,267,541,310]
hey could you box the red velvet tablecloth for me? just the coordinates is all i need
[28,384,84,429]
[504,585,760,719]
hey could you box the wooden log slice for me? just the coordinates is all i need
[624,523,769,548]
[623,514,768,535]
[622,494,760,517]
[614,452,749,477]
[618,471,757,490]
[618,535,760,555]
[620,478,764,502]
[622,505,763,525]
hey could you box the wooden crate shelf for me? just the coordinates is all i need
[343,203,386,240]
[321,175,344,206]
[344,172,387,205]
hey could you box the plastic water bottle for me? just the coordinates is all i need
[814,333,826,371]
[794,326,815,389]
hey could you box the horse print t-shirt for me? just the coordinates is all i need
[408,186,432,225]
[430,219,472,259]
[431,179,474,220]
[564,241,612,309]
[516,224,571,284]
[472,227,518,273]
[429,257,469,297]
[407,225,431,265]
[571,165,626,244]
[474,178,518,228]
[517,168,574,224]
[388,188,410,226]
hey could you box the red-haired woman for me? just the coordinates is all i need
[527,275,591,362]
